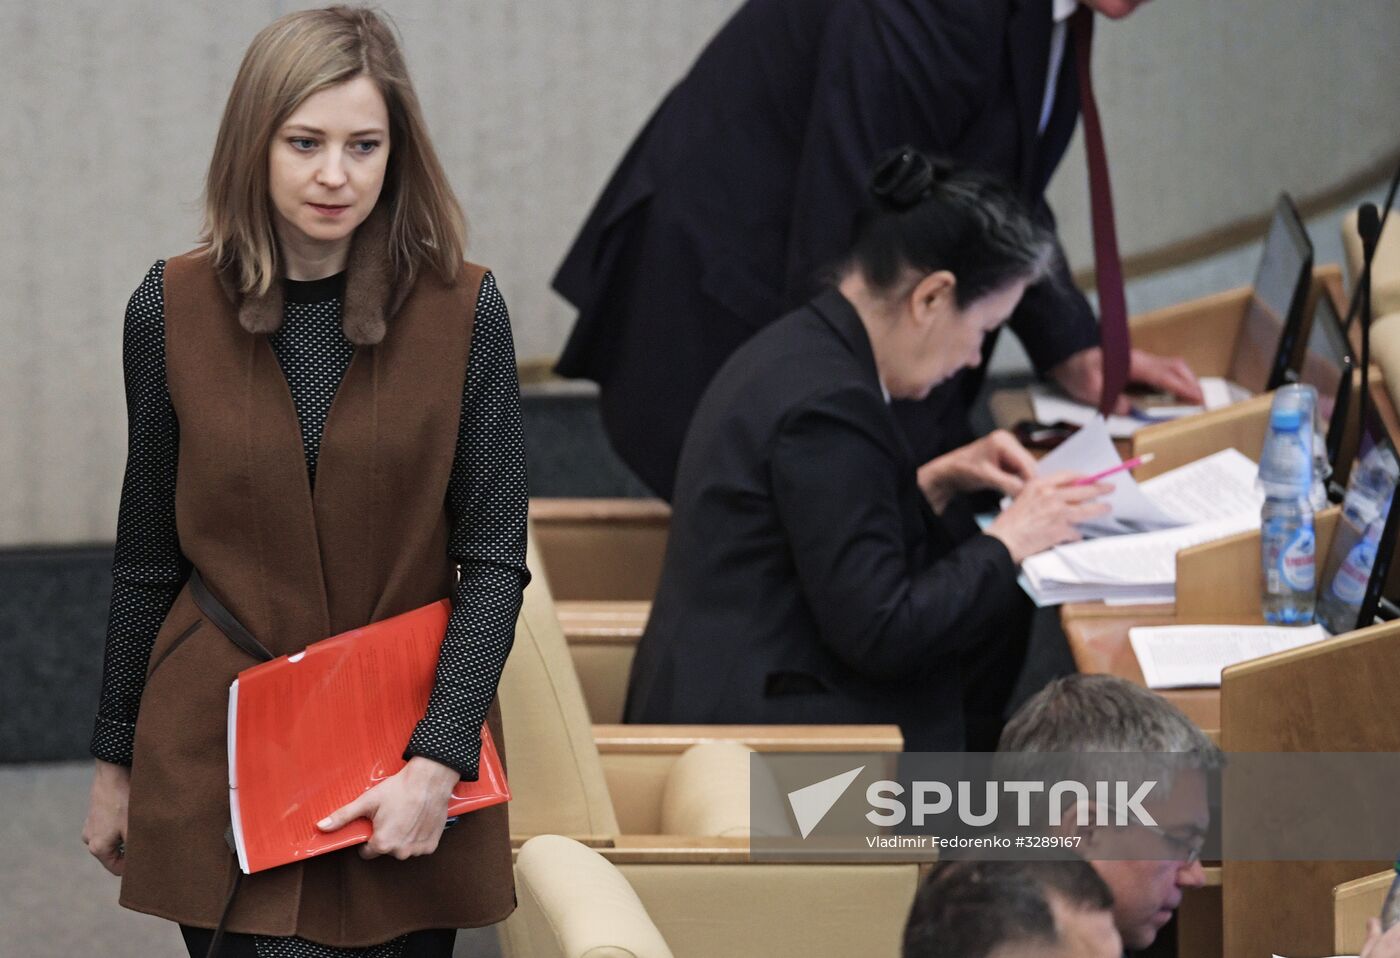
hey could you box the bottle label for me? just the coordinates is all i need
[1330,545,1375,604]
[1280,526,1315,591]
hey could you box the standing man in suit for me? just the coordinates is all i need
[554,0,1199,500]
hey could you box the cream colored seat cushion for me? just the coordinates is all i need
[1342,209,1400,318]
[514,835,675,958]
[658,740,754,838]
[1369,312,1400,417]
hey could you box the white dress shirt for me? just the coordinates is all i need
[1039,0,1081,135]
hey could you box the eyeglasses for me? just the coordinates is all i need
[1137,821,1205,865]
[1100,804,1205,865]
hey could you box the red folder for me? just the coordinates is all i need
[227,599,510,874]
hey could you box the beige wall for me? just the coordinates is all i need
[2,0,1399,546]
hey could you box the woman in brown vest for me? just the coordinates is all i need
[80,8,528,956]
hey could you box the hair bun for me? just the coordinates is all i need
[869,147,950,211]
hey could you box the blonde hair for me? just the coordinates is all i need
[202,6,465,295]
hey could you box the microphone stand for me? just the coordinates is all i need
[1342,156,1400,338]
[1356,202,1379,449]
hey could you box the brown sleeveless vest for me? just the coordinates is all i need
[119,221,514,945]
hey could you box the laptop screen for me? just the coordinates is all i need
[1229,194,1314,393]
[1344,411,1400,631]
[1295,292,1354,465]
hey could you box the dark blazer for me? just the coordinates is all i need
[623,289,1028,751]
[554,0,1099,499]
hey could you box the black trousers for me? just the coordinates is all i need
[180,925,456,958]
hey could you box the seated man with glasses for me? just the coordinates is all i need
[998,675,1221,953]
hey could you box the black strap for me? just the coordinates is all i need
[205,866,243,958]
[188,569,273,957]
[188,569,275,664]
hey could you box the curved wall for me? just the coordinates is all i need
[1,0,1398,545]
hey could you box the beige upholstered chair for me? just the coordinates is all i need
[529,498,670,601]
[1343,207,1400,319]
[495,529,919,958]
[507,835,675,958]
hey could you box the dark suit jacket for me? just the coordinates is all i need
[554,0,1099,498]
[623,289,1027,751]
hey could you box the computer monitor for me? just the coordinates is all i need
[1347,413,1400,630]
[1293,292,1354,467]
[1229,193,1314,394]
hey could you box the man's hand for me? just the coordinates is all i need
[917,429,1038,513]
[1361,917,1400,957]
[317,756,460,860]
[82,759,131,876]
[1050,346,1203,413]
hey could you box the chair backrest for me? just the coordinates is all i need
[498,529,620,837]
[1220,618,1400,957]
[1334,870,1392,954]
[507,835,675,958]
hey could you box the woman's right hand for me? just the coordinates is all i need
[986,472,1111,564]
[83,759,131,876]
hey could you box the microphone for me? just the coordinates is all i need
[1359,202,1382,260]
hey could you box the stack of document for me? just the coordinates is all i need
[1016,417,1263,605]
[1129,623,1328,688]
[1029,378,1251,439]
[1021,512,1259,606]
[1029,415,1261,538]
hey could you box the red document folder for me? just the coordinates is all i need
[227,599,510,874]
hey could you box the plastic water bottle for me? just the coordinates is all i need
[1258,387,1315,496]
[1259,393,1316,625]
[1261,496,1316,624]
[1316,445,1399,633]
[1316,517,1383,633]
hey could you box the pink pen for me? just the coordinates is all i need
[1072,453,1155,486]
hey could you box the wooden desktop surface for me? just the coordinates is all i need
[1060,602,1244,738]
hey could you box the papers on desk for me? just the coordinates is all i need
[1028,384,1144,438]
[1129,623,1328,688]
[1028,377,1248,439]
[1028,416,1262,538]
[1010,416,1262,606]
[1020,512,1259,607]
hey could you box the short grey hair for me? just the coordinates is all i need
[999,675,1223,768]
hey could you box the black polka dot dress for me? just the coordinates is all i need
[92,262,530,956]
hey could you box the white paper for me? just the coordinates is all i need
[1018,512,1257,607]
[1054,512,1259,585]
[1031,417,1181,537]
[1200,376,1252,410]
[227,678,249,875]
[1129,623,1328,688]
[1029,384,1143,438]
[1029,379,1247,439]
[1138,448,1262,524]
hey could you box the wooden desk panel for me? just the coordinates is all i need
[1062,611,1224,737]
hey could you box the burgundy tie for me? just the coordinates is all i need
[1071,6,1131,416]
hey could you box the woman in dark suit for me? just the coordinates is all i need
[624,149,1108,751]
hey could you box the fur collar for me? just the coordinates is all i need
[215,205,410,345]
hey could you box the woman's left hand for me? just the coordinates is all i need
[316,756,460,860]
[917,429,1038,513]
